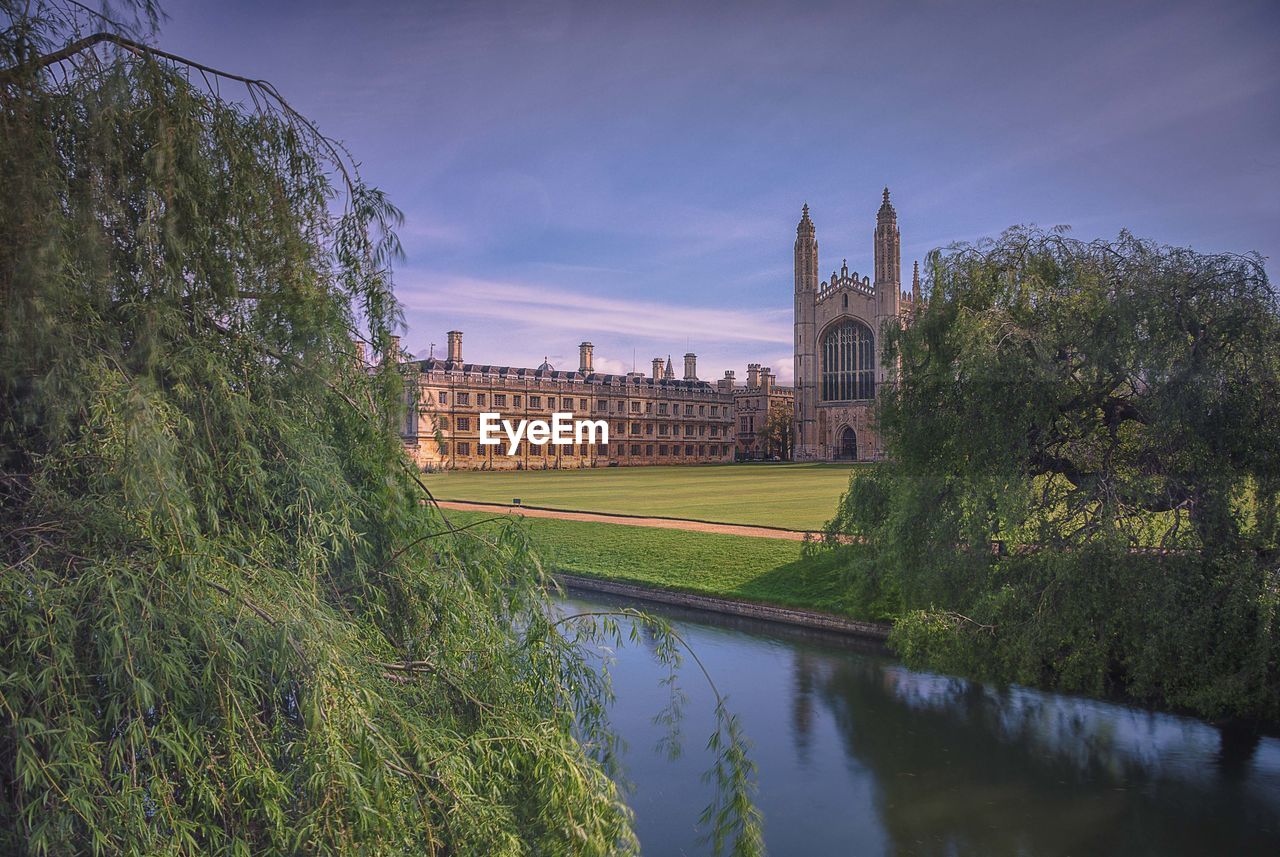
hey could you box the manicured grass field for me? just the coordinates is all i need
[425,462,859,531]
[444,509,884,620]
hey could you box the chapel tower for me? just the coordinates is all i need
[793,204,819,459]
[874,187,901,326]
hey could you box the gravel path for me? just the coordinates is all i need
[435,500,816,541]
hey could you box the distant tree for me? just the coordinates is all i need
[761,401,794,460]
[0,3,761,854]
[825,227,1280,722]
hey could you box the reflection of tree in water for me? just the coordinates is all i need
[790,651,817,765]
[791,647,1280,856]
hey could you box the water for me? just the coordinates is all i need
[557,590,1280,856]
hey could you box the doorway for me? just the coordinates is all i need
[838,427,857,460]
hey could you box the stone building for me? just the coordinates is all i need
[792,188,919,461]
[398,334,737,470]
[732,364,795,460]
[392,185,915,468]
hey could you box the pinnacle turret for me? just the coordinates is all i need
[797,202,815,237]
[877,186,896,222]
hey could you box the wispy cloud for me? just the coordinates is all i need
[398,271,792,346]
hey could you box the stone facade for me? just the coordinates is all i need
[398,337,738,470]
[792,189,920,461]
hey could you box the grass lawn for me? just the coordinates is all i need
[444,509,884,620]
[424,462,860,531]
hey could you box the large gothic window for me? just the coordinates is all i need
[821,320,875,401]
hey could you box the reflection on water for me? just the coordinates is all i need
[560,591,1280,856]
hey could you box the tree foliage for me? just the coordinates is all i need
[824,227,1280,722]
[0,3,761,854]
[759,401,793,461]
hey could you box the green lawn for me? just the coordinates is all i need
[424,462,859,531]
[444,509,885,620]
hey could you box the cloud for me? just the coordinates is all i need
[398,270,792,346]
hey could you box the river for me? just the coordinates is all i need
[557,589,1280,856]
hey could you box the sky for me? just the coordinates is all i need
[159,0,1280,383]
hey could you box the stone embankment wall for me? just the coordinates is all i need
[556,573,891,641]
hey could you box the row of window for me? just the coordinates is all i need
[434,418,724,436]
[439,442,730,458]
[430,389,724,417]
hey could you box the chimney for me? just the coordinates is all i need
[761,367,773,395]
[579,341,594,374]
[652,357,664,379]
[718,369,735,393]
[747,363,760,388]
[447,330,463,363]
[683,352,697,381]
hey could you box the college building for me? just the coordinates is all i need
[394,187,916,468]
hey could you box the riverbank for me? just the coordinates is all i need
[444,508,894,622]
[556,572,891,640]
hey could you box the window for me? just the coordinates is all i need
[821,319,875,401]
[440,441,449,454]
[658,403,668,415]
[711,426,720,437]
[457,442,471,456]
[531,396,542,408]
[699,405,705,417]
[698,425,705,436]
[685,424,693,436]
[645,424,654,435]
[659,445,668,456]
[457,392,470,406]
[740,418,749,433]
[579,398,587,410]
[562,397,573,409]
[456,417,470,431]
[630,444,641,455]
[477,394,486,407]
[598,399,608,412]
[711,406,719,417]
[646,445,654,456]
[631,422,641,435]
[630,401,640,413]
[493,394,506,407]
[685,404,693,416]
[439,416,449,430]
[686,445,694,456]
[513,395,522,407]
[659,424,668,436]
[438,391,447,404]
[645,402,653,414]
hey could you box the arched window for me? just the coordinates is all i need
[821,319,875,401]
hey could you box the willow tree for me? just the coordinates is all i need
[0,3,760,854]
[825,227,1280,721]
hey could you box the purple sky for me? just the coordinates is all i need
[161,0,1279,383]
